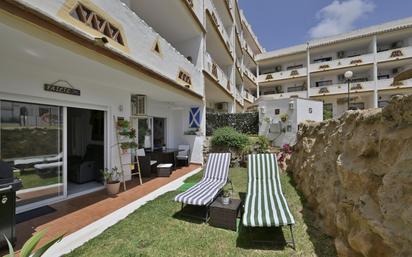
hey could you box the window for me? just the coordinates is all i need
[275,109,280,115]
[286,64,303,70]
[131,95,146,116]
[178,70,192,87]
[315,80,333,87]
[309,108,313,114]
[314,57,332,63]
[378,75,390,80]
[287,85,305,92]
[70,3,124,45]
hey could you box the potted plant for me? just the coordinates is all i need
[120,142,129,154]
[280,113,289,122]
[221,184,232,205]
[117,119,130,133]
[101,167,121,195]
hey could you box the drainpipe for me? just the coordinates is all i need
[372,35,378,108]
[256,64,260,98]
[306,42,311,99]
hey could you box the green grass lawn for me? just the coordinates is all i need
[64,168,336,257]
[15,170,59,189]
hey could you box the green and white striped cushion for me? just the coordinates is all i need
[242,154,295,227]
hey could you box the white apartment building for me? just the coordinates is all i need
[0,0,263,213]
[256,17,412,118]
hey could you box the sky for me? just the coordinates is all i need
[238,0,412,51]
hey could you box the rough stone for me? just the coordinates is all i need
[287,95,412,257]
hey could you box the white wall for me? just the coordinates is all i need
[258,98,323,146]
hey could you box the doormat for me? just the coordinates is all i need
[16,206,56,224]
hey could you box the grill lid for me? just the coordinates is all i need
[0,160,13,185]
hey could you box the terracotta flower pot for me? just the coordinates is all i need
[106,182,120,195]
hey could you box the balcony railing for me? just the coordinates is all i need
[242,91,256,102]
[259,91,307,100]
[234,87,244,105]
[310,81,376,96]
[205,0,234,57]
[258,67,307,83]
[243,65,257,83]
[377,78,412,89]
[243,41,254,59]
[310,53,375,73]
[376,46,412,63]
[204,52,233,92]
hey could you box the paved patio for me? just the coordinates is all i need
[9,164,200,254]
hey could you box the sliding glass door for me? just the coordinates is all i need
[0,100,64,207]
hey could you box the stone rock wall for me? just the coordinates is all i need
[287,96,412,257]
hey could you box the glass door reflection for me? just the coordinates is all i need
[0,100,64,207]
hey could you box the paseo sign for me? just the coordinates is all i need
[44,82,81,96]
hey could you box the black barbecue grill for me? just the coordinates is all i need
[0,160,22,248]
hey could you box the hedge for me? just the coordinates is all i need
[206,112,258,136]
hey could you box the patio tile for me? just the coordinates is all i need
[6,164,200,255]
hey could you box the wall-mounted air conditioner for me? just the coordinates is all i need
[216,102,228,112]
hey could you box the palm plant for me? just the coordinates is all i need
[3,229,63,257]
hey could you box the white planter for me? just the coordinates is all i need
[221,197,230,205]
[106,182,120,195]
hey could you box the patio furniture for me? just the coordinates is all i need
[174,152,231,222]
[68,144,103,184]
[242,153,296,249]
[136,148,157,177]
[210,197,241,231]
[157,163,173,177]
[147,148,179,170]
[34,161,63,178]
[176,145,190,167]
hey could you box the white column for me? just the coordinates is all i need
[372,35,378,108]
[256,64,260,98]
[306,42,311,99]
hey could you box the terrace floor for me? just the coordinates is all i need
[9,164,201,254]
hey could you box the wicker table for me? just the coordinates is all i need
[209,198,241,231]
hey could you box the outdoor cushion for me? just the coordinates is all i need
[157,163,173,168]
[242,154,295,227]
[150,160,158,166]
[174,153,230,206]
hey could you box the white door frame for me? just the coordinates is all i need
[0,93,110,214]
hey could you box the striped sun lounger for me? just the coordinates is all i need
[175,153,231,221]
[242,153,296,249]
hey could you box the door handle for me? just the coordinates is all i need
[0,185,12,193]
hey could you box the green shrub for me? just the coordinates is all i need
[254,136,270,153]
[211,127,250,150]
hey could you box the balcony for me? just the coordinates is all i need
[205,0,234,58]
[376,46,412,63]
[243,41,255,59]
[242,91,256,103]
[310,53,374,73]
[259,91,307,100]
[377,78,412,90]
[234,87,244,105]
[258,67,307,83]
[310,81,376,96]
[29,0,204,96]
[204,52,233,93]
[243,65,257,84]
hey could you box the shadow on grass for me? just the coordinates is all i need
[287,173,338,257]
[236,223,287,250]
[172,205,206,224]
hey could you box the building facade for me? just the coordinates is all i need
[256,17,412,118]
[0,0,263,213]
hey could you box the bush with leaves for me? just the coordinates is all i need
[211,127,250,151]
[253,136,270,153]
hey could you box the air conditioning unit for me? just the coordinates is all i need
[289,100,295,110]
[215,102,228,112]
[275,66,282,72]
[337,51,345,59]
[131,95,146,115]
[392,68,399,74]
